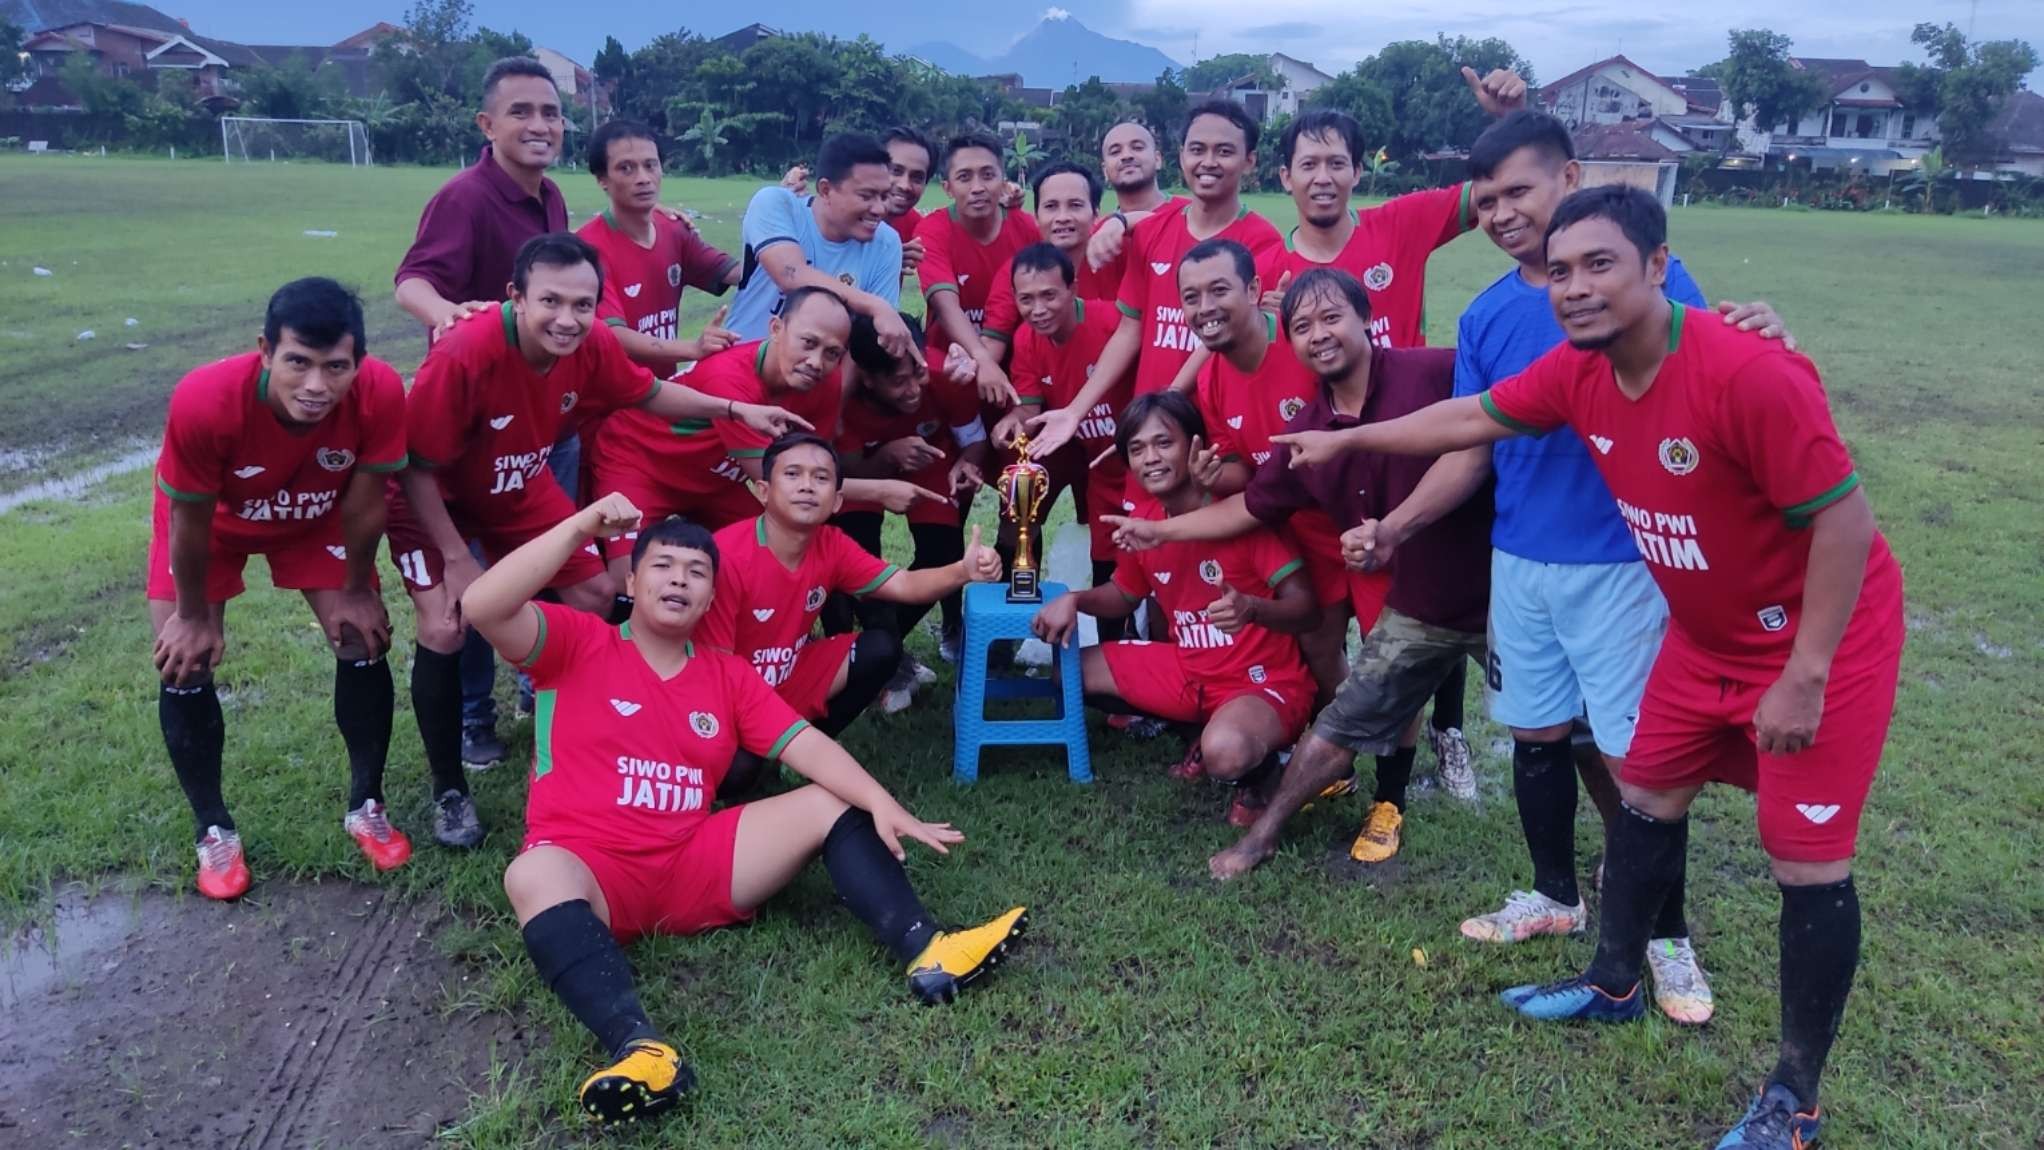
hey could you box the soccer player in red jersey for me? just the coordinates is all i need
[1280,187,1902,1150]
[462,496,1027,1126]
[700,433,1003,742]
[1102,121,1173,214]
[576,120,740,377]
[149,279,411,899]
[591,288,948,559]
[390,234,810,849]
[1033,391,1319,821]
[914,131,1043,406]
[881,126,935,276]
[977,163,1123,347]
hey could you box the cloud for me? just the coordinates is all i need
[1241,22,1327,40]
[1044,6,1071,20]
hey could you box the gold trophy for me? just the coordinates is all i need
[998,431,1051,602]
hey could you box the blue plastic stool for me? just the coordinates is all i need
[952,581,1092,785]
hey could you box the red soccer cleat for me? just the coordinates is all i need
[196,826,251,901]
[1168,744,1205,781]
[344,799,413,872]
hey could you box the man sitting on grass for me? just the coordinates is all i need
[464,493,1028,1126]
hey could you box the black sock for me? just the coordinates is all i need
[821,808,937,963]
[1091,560,1125,642]
[161,679,230,839]
[607,594,634,626]
[1771,876,1860,1105]
[1512,736,1580,906]
[1371,746,1417,811]
[409,644,469,797]
[1584,804,1688,993]
[1431,660,1466,732]
[336,657,394,809]
[818,629,902,737]
[522,900,660,1058]
[1651,851,1691,940]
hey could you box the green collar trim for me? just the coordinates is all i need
[499,300,518,348]
[754,339,771,378]
[755,515,769,545]
[257,367,270,402]
[1668,302,1686,353]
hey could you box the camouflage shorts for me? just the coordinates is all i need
[1312,608,1486,755]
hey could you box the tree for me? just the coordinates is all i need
[1895,22,2040,162]
[240,51,341,120]
[1303,69,1396,159]
[1338,35,1531,161]
[593,34,630,114]
[1008,130,1040,179]
[1048,77,1130,165]
[1,19,28,98]
[1131,68,1189,163]
[1712,29,1826,144]
[1180,52,1276,95]
[680,107,731,172]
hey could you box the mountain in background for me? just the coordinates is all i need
[909,12,1179,87]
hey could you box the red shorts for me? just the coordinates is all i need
[384,479,603,592]
[1100,640,1315,738]
[1282,512,1349,608]
[1348,569,1391,632]
[588,451,757,560]
[146,493,364,602]
[526,805,750,944]
[774,632,856,722]
[1622,634,1902,863]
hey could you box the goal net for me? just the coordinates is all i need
[220,117,372,167]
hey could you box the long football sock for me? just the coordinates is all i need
[410,644,470,797]
[161,679,230,839]
[817,629,903,737]
[1584,804,1688,993]
[1371,746,1418,811]
[821,808,937,963]
[336,656,395,809]
[1512,736,1580,906]
[1771,876,1860,1105]
[522,900,660,1058]
[1430,659,1466,732]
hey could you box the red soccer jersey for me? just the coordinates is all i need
[1273,184,1471,350]
[407,303,656,512]
[1193,316,1320,470]
[978,248,1123,344]
[914,207,1042,366]
[1010,298,1128,452]
[1116,204,1284,395]
[887,208,923,246]
[597,339,845,524]
[155,351,408,547]
[697,516,900,688]
[1483,303,1903,674]
[836,360,983,523]
[518,603,809,849]
[577,210,735,377]
[1110,496,1308,685]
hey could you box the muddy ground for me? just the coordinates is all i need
[0,882,525,1148]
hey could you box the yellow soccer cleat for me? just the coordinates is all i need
[907,906,1029,1004]
[1348,801,1404,864]
[578,1039,693,1125]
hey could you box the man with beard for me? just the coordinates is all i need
[881,126,935,278]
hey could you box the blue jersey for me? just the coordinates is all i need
[1452,255,1705,564]
[725,187,901,339]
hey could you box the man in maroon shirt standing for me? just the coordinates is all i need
[1106,268,1492,878]
[394,56,571,770]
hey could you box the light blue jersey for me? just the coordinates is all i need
[725,187,901,339]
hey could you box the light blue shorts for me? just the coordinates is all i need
[1485,553,1667,758]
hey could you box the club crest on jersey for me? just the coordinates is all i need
[1199,559,1223,585]
[804,586,826,613]
[314,448,354,472]
[1362,262,1394,292]
[1657,437,1699,476]
[689,711,720,738]
[1277,397,1306,422]
[917,420,940,438]
[560,391,580,415]
[838,272,856,286]
[667,263,683,288]
[623,283,643,299]
[1248,664,1266,684]
[1756,604,1789,632]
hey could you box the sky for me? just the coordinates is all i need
[151,0,2044,88]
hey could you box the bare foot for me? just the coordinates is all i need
[1208,838,1274,880]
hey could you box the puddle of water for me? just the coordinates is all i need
[0,445,157,516]
[2,892,153,1007]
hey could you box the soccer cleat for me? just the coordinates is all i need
[938,623,962,666]
[433,789,486,848]
[1225,795,1264,827]
[907,906,1029,1004]
[1714,1082,1822,1149]
[1109,713,1168,738]
[195,825,250,901]
[1646,936,1716,1025]
[578,1039,694,1125]
[1498,975,1646,1023]
[1348,801,1405,864]
[1430,725,1478,802]
[461,723,507,772]
[908,656,939,688]
[1167,743,1204,781]
[879,661,919,715]
[343,799,412,872]
[1459,889,1587,944]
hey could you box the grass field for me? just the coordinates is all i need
[1,154,2040,1148]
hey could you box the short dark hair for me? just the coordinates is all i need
[779,285,853,327]
[881,126,935,170]
[1184,98,1259,154]
[481,56,558,109]
[629,516,719,573]
[512,232,603,298]
[1469,110,1575,181]
[761,431,844,489]
[1179,238,1256,288]
[1012,242,1074,286]
[1280,109,1361,166]
[1030,160,1103,209]
[815,133,891,185]
[942,130,1006,178]
[1278,267,1373,330]
[1115,390,1206,462]
[264,277,367,361]
[587,118,659,178]
[849,311,925,375]
[1546,184,1666,262]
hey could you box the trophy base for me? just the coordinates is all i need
[1006,569,1041,603]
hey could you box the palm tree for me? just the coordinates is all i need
[1008,130,1040,181]
[681,108,731,174]
[1364,146,1400,198]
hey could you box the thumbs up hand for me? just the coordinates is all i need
[1261,269,1293,315]
[962,524,1004,583]
[1206,582,1257,635]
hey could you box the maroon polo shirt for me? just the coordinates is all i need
[395,145,569,321]
[1242,347,1493,635]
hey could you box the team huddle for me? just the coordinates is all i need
[144,54,1902,1147]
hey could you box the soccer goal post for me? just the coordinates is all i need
[220,117,372,167]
